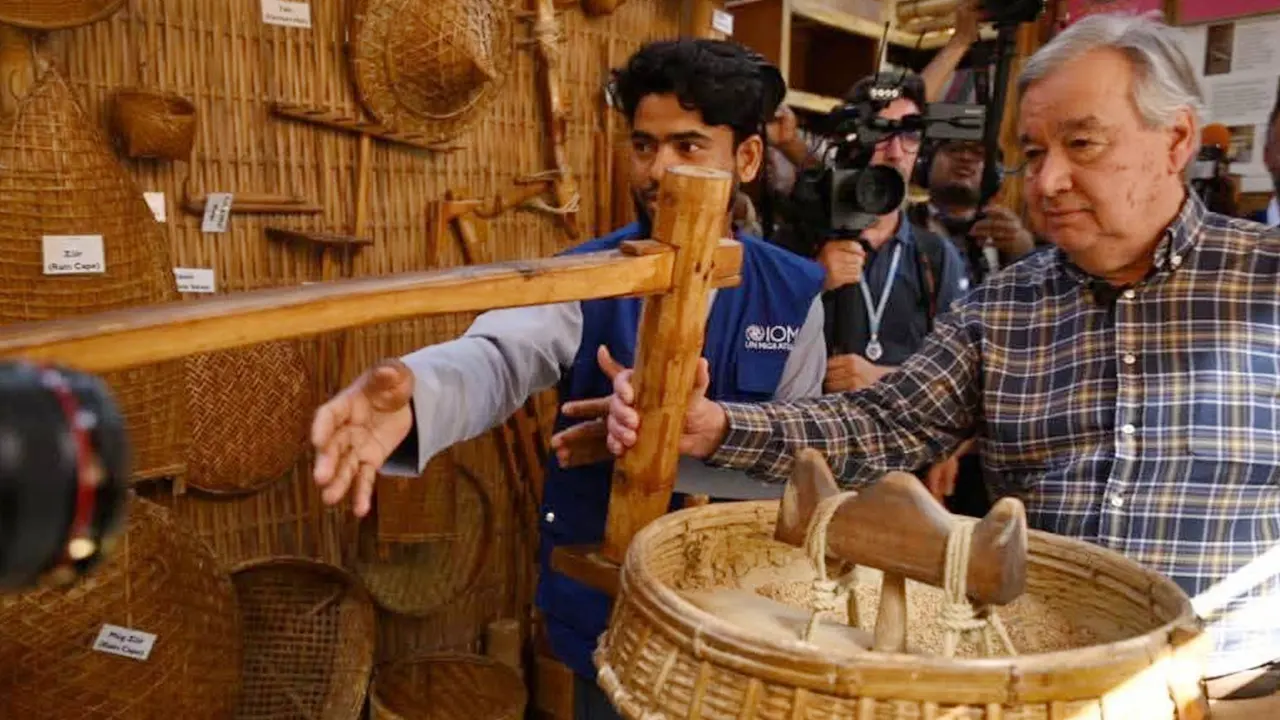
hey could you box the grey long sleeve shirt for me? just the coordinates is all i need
[385,292,827,498]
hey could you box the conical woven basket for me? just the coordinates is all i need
[0,0,126,30]
[597,500,1210,719]
[231,557,376,720]
[0,496,243,719]
[184,342,311,494]
[0,64,186,482]
[370,653,527,720]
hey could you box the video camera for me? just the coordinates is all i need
[813,78,988,235]
[0,361,130,594]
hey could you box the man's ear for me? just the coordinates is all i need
[736,134,765,184]
[1168,107,1199,176]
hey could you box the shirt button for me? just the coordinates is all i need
[1122,289,1136,300]
[1122,353,1136,365]
[1121,423,1136,435]
[1110,494,1125,508]
[544,511,556,523]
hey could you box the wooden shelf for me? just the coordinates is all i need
[790,0,956,49]
[786,89,842,114]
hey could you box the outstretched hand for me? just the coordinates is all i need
[311,358,415,517]
[603,351,728,460]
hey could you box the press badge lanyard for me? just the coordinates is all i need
[858,243,902,363]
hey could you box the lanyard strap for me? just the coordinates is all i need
[857,243,902,343]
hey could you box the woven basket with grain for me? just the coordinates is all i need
[597,500,1210,719]
[0,64,186,482]
[185,341,312,494]
[109,88,197,161]
[0,497,242,719]
[231,557,377,720]
[370,653,527,720]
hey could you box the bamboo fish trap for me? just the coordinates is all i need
[596,498,1209,719]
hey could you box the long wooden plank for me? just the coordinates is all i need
[0,242,742,373]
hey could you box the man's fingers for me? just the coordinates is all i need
[352,464,378,518]
[610,393,640,431]
[321,446,358,505]
[561,396,610,419]
[607,412,638,448]
[311,400,349,450]
[614,368,636,405]
[550,420,611,468]
[596,345,626,381]
[693,358,710,397]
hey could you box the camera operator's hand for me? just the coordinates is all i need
[311,358,415,517]
[971,204,1035,261]
[817,240,865,291]
[954,0,983,45]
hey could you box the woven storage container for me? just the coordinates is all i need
[185,342,311,494]
[353,463,492,616]
[109,88,198,161]
[231,557,377,720]
[0,64,186,481]
[0,496,242,719]
[597,500,1209,719]
[370,653,527,720]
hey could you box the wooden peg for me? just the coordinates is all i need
[776,448,1028,606]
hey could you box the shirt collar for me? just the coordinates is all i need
[1056,190,1206,285]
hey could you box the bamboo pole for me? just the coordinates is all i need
[0,239,744,372]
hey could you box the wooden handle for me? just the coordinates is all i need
[776,449,1028,606]
[873,572,908,652]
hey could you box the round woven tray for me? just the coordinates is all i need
[0,496,242,719]
[597,500,1209,719]
[231,557,377,720]
[352,464,492,616]
[370,653,527,720]
[185,342,311,494]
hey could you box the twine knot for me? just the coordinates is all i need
[800,490,860,642]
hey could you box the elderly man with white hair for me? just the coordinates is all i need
[596,13,1280,699]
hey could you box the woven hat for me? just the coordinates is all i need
[350,0,514,144]
[0,0,127,29]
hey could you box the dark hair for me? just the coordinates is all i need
[609,39,785,146]
[844,72,927,113]
[1270,86,1280,131]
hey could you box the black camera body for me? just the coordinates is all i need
[0,361,130,593]
[816,80,988,236]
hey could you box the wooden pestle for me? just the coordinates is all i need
[776,449,1029,607]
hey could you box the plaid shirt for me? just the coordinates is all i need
[711,194,1280,677]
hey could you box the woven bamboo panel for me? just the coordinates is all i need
[370,653,527,720]
[231,557,377,720]
[376,452,459,542]
[50,0,681,652]
[0,497,242,720]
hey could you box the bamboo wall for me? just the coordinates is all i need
[41,0,684,659]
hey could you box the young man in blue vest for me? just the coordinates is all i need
[309,39,827,720]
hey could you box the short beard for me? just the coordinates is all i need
[929,183,980,210]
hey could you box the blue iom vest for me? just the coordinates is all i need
[535,222,825,679]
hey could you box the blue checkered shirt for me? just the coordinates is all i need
[711,194,1280,677]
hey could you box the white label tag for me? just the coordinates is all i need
[262,0,312,29]
[42,235,105,275]
[92,624,157,662]
[712,8,734,35]
[143,192,167,223]
[201,193,234,233]
[174,267,216,293]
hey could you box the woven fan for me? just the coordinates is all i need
[184,342,312,494]
[0,497,243,719]
[350,0,515,144]
[0,55,187,481]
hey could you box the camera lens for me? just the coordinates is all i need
[835,165,906,217]
[0,363,130,591]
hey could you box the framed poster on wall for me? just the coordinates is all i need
[1063,0,1168,27]
[1171,0,1277,25]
